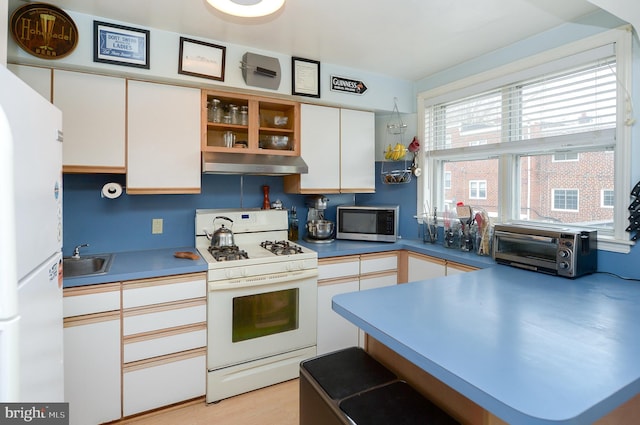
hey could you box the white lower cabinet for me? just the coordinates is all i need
[123,350,206,417]
[63,283,121,425]
[63,273,207,423]
[121,273,207,417]
[407,251,446,282]
[405,251,478,284]
[317,277,360,355]
[317,253,398,355]
[64,316,121,425]
[358,252,398,346]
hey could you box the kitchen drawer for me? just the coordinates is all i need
[360,252,398,275]
[318,256,360,281]
[63,282,120,317]
[122,273,206,308]
[123,299,206,336]
[124,324,206,363]
[123,349,206,417]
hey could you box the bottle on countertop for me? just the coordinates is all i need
[288,207,299,241]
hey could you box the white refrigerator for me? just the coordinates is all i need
[0,65,64,402]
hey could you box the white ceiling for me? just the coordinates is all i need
[34,0,600,81]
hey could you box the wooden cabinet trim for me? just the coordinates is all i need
[446,261,479,273]
[123,347,206,373]
[64,310,120,327]
[406,251,446,266]
[202,89,300,155]
[318,255,360,266]
[63,165,126,174]
[317,275,360,287]
[123,297,206,317]
[122,272,206,290]
[359,269,398,281]
[64,282,120,297]
[360,251,399,261]
[123,322,206,345]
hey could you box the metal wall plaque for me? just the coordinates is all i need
[10,3,79,60]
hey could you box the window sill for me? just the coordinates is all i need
[598,236,633,254]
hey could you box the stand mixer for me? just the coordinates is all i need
[304,195,335,243]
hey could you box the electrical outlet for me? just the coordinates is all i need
[152,218,163,234]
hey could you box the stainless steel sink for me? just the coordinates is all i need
[63,254,114,278]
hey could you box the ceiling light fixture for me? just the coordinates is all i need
[207,0,285,18]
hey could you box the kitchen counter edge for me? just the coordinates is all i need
[62,240,493,288]
[297,238,495,269]
[62,247,208,288]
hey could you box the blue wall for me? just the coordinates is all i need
[62,162,418,256]
[63,162,640,279]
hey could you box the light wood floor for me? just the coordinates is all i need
[116,379,299,425]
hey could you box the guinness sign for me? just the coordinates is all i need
[10,3,79,60]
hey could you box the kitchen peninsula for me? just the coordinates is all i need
[332,267,640,424]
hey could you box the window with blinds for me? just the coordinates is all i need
[419,27,633,250]
[426,59,617,152]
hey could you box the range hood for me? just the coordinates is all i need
[202,152,308,175]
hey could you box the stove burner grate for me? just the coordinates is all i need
[260,240,304,256]
[208,245,249,262]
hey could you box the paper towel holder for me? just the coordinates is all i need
[101,182,125,199]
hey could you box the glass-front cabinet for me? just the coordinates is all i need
[201,90,300,156]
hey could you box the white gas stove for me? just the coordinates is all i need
[195,208,318,403]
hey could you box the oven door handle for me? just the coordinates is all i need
[209,268,318,291]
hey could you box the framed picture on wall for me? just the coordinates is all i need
[178,37,226,81]
[292,57,320,98]
[93,21,150,69]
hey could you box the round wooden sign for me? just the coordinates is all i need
[10,3,79,60]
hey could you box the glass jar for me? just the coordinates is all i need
[229,104,240,125]
[240,106,248,126]
[213,99,223,123]
[208,98,222,123]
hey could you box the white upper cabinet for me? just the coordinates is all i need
[126,80,201,194]
[285,104,375,194]
[53,70,126,173]
[293,103,341,193]
[340,108,375,192]
[7,64,52,101]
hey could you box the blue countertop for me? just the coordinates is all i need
[63,239,495,288]
[62,247,207,288]
[297,238,496,269]
[332,267,640,425]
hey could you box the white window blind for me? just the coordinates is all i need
[426,58,617,152]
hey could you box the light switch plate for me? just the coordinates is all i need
[152,218,163,234]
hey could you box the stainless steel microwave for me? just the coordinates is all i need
[336,205,399,242]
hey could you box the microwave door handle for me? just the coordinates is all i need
[494,231,556,244]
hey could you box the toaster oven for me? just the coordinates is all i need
[492,223,597,278]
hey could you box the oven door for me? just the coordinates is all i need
[207,269,318,370]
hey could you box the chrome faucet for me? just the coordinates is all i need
[71,244,89,259]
